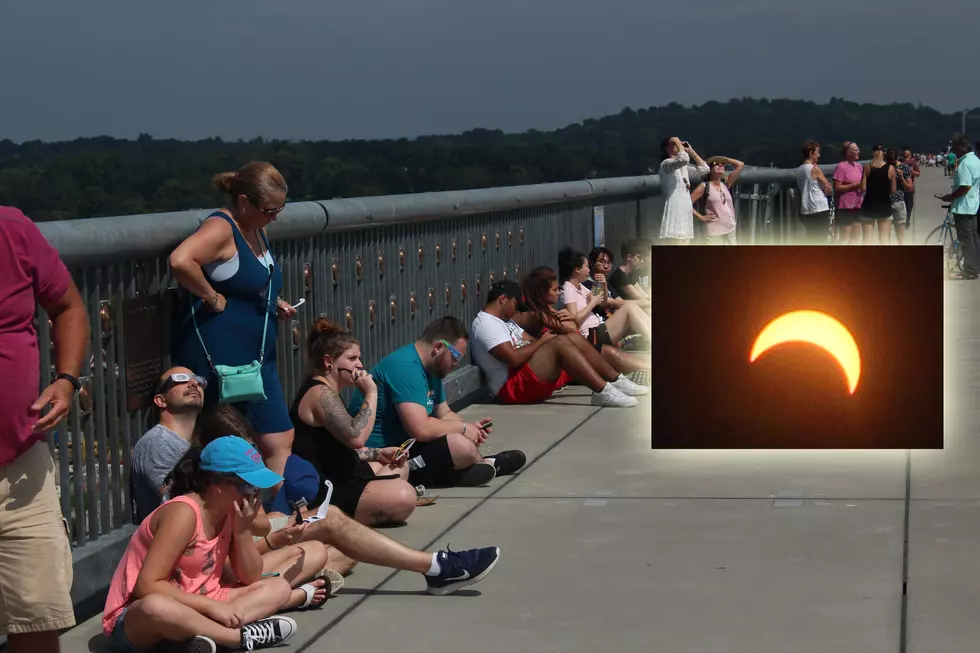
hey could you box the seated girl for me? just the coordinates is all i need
[290,318,418,526]
[195,403,358,581]
[102,436,329,653]
[519,264,650,377]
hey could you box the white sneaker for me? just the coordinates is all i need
[239,616,297,650]
[612,375,649,396]
[591,384,637,407]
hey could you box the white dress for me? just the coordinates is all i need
[658,151,710,240]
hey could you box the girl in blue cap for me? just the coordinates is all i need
[103,436,329,653]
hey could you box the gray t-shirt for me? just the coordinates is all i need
[131,424,191,523]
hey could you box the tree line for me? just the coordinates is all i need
[0,97,965,222]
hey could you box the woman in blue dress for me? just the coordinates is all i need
[170,161,298,481]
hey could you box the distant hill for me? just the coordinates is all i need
[0,98,968,221]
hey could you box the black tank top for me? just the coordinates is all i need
[863,164,892,216]
[289,377,369,483]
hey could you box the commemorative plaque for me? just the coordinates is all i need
[123,295,165,412]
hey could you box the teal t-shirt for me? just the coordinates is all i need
[951,152,980,216]
[352,344,446,448]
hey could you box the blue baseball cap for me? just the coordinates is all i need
[264,455,321,514]
[200,436,283,489]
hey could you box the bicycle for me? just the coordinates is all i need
[924,203,963,276]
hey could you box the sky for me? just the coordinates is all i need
[0,0,973,143]
[651,246,943,450]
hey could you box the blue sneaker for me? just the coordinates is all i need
[425,546,500,595]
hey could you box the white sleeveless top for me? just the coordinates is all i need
[796,164,830,215]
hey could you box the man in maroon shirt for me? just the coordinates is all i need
[0,207,89,652]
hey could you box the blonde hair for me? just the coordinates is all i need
[211,161,288,205]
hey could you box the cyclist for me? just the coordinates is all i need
[938,135,980,280]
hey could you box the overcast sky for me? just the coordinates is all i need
[1,0,971,143]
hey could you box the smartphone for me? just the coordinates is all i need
[290,298,306,310]
[394,438,416,461]
[481,419,493,430]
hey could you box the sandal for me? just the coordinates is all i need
[416,495,439,507]
[315,567,346,594]
[297,577,330,609]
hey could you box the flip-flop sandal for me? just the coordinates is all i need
[416,495,439,506]
[315,567,346,594]
[297,577,330,609]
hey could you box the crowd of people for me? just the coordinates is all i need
[0,159,655,652]
[654,136,925,246]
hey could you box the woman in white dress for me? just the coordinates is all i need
[658,136,710,244]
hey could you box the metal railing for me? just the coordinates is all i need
[35,165,816,552]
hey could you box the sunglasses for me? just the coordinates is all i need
[156,373,207,396]
[232,479,260,496]
[438,339,462,363]
[251,200,286,216]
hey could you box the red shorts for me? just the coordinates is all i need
[497,365,571,404]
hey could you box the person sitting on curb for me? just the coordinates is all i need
[103,436,318,653]
[350,316,527,489]
[470,281,643,407]
[197,404,503,597]
[519,266,650,377]
[290,318,419,526]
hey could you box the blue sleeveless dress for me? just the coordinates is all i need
[172,212,291,435]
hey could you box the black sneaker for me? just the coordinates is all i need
[457,461,496,487]
[424,545,500,595]
[238,616,297,650]
[485,450,526,476]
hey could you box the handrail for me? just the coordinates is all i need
[36,164,839,266]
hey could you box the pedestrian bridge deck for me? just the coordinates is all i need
[61,168,978,652]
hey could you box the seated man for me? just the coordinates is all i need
[351,316,526,488]
[608,238,652,307]
[471,281,644,407]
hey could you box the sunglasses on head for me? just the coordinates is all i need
[438,339,462,363]
[156,373,207,396]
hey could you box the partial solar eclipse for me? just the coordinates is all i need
[749,310,861,394]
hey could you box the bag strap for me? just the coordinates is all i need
[190,228,275,370]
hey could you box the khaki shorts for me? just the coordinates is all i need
[0,441,75,634]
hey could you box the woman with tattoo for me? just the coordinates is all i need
[289,318,419,526]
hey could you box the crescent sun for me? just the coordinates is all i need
[749,310,861,394]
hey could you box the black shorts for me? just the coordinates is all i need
[834,209,861,226]
[586,323,613,352]
[322,461,400,518]
[406,436,463,488]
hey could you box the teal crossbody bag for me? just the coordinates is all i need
[191,264,274,405]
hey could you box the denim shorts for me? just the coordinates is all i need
[110,608,139,653]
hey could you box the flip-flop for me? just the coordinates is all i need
[315,567,346,594]
[416,495,439,506]
[297,578,330,609]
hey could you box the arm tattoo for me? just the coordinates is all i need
[357,448,381,462]
[317,387,373,439]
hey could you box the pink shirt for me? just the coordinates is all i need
[833,161,864,210]
[561,281,603,335]
[0,207,71,466]
[703,181,736,236]
[103,496,234,635]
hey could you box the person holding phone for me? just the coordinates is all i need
[658,136,711,244]
[938,135,980,280]
[289,318,422,526]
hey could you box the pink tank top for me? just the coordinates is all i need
[102,495,234,634]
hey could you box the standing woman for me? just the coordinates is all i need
[170,162,298,483]
[690,156,745,244]
[860,145,896,244]
[658,136,711,244]
[833,142,865,244]
[794,140,833,244]
[886,150,914,244]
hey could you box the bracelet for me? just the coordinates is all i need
[264,534,278,550]
[461,422,467,436]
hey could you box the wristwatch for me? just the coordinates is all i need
[55,373,82,395]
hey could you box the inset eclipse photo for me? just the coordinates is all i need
[651,245,944,449]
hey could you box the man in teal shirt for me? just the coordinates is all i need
[351,316,526,488]
[940,135,980,280]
